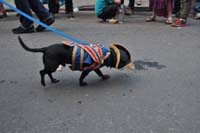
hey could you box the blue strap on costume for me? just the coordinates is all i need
[0,0,90,45]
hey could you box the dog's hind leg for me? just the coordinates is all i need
[40,70,47,86]
[94,69,110,80]
[47,72,59,84]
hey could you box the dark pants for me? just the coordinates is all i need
[98,3,119,21]
[48,0,60,14]
[194,0,200,15]
[14,0,51,28]
[48,0,73,14]
[65,0,73,13]
[174,0,180,13]
[121,0,135,10]
[128,0,135,11]
[174,0,192,19]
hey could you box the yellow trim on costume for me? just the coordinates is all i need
[94,46,104,64]
[72,45,78,70]
[104,52,111,60]
[80,48,84,70]
[109,44,120,69]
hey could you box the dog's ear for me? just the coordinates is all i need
[109,44,133,69]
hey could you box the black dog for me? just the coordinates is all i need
[18,36,134,86]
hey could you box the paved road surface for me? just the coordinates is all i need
[0,10,200,133]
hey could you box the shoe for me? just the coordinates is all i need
[194,13,200,19]
[3,12,7,17]
[171,18,186,27]
[99,19,107,23]
[66,12,74,18]
[146,16,156,22]
[36,16,55,32]
[0,12,7,21]
[109,18,119,24]
[136,0,142,5]
[165,19,173,24]
[12,26,34,34]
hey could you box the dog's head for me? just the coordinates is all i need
[108,44,134,70]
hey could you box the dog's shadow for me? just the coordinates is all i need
[43,59,165,93]
[44,70,138,91]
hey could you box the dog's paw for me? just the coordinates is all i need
[102,75,110,80]
[52,79,59,84]
[80,82,88,86]
[41,80,46,86]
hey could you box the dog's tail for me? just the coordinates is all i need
[18,36,46,53]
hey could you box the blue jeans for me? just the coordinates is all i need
[194,0,200,15]
[14,0,51,28]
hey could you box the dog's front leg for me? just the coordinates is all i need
[47,72,59,84]
[94,69,110,80]
[79,71,90,86]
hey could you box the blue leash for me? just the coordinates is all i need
[0,0,90,45]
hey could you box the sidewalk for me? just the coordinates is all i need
[4,0,149,12]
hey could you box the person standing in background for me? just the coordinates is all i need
[171,0,192,27]
[65,0,74,18]
[194,0,200,19]
[12,0,55,34]
[48,0,60,17]
[146,0,174,24]
[0,2,7,20]
[48,0,74,18]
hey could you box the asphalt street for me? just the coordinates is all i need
[0,10,200,133]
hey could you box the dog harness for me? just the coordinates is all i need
[62,40,110,71]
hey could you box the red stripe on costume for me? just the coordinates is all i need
[79,45,99,63]
[93,46,102,57]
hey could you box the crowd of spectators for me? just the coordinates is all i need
[0,0,199,34]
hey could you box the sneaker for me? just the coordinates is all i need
[171,18,186,27]
[36,16,55,32]
[136,0,142,5]
[109,18,119,24]
[12,25,34,34]
[0,12,7,21]
[66,12,74,18]
[194,13,200,19]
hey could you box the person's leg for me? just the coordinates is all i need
[65,0,74,18]
[0,2,6,20]
[0,2,6,18]
[166,0,173,24]
[48,0,59,15]
[28,0,51,20]
[28,0,55,32]
[12,0,35,34]
[14,0,33,28]
[98,4,119,21]
[146,0,157,22]
[146,0,156,21]
[128,0,135,11]
[172,0,192,27]
[179,0,192,19]
[0,2,4,13]
[126,0,135,15]
[174,0,181,17]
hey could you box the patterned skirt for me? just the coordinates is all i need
[149,0,174,17]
